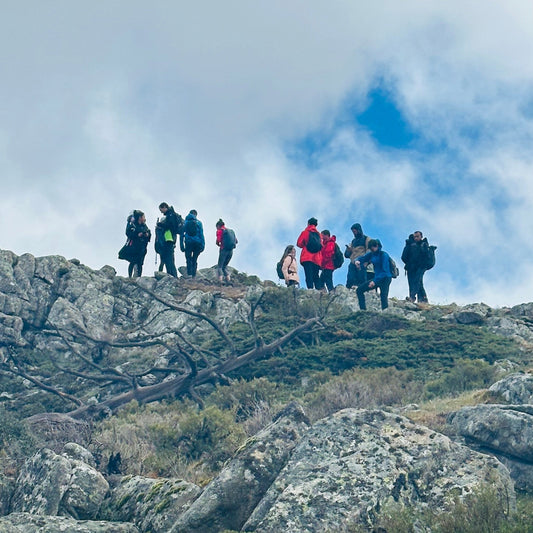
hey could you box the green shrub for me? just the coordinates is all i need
[425,359,497,398]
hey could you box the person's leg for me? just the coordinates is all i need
[416,268,428,302]
[377,277,392,310]
[312,263,322,289]
[302,262,314,289]
[166,244,177,277]
[407,269,417,301]
[222,249,233,280]
[217,250,224,280]
[346,263,357,289]
[355,265,367,287]
[356,280,372,310]
[321,269,334,292]
[185,247,193,276]
[191,244,201,277]
[128,262,134,278]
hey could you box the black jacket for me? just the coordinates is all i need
[401,235,429,271]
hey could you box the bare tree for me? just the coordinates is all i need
[0,284,321,421]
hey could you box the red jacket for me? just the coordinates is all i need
[297,225,322,266]
[321,235,336,270]
[216,226,225,248]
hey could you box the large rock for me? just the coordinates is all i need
[100,476,201,533]
[0,475,14,516]
[10,446,109,519]
[488,372,533,404]
[243,408,514,532]
[0,512,139,532]
[448,404,533,491]
[171,401,310,533]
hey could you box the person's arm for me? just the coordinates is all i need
[282,256,290,281]
[354,251,371,268]
[296,231,307,249]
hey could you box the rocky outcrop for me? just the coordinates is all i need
[0,476,13,517]
[0,512,139,532]
[171,402,310,533]
[100,476,201,533]
[243,408,514,532]
[448,403,533,491]
[488,372,533,404]
[10,446,108,519]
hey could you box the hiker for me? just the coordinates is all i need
[320,230,336,292]
[180,209,205,277]
[216,219,237,282]
[155,202,182,277]
[401,230,430,303]
[354,239,392,310]
[296,217,323,289]
[118,210,151,278]
[279,245,300,287]
[345,223,371,289]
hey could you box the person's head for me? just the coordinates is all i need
[413,231,423,242]
[216,219,224,228]
[133,210,145,224]
[321,230,330,237]
[307,217,318,227]
[351,223,362,236]
[368,239,380,251]
[190,209,198,216]
[283,245,296,257]
[159,202,169,214]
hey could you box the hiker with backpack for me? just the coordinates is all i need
[278,245,300,287]
[180,209,205,277]
[354,239,393,310]
[401,230,435,303]
[118,210,151,278]
[215,219,237,283]
[155,202,183,277]
[296,217,323,289]
[320,230,337,292]
[345,223,371,289]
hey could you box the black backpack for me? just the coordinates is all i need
[184,218,198,237]
[333,243,344,269]
[276,261,284,280]
[167,209,183,236]
[306,231,322,253]
[426,245,437,270]
[222,228,237,249]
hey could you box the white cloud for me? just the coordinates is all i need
[1,1,533,305]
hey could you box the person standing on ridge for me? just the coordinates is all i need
[155,202,182,277]
[354,239,392,310]
[180,209,205,277]
[215,219,237,283]
[320,230,336,292]
[280,245,300,288]
[119,210,151,278]
[296,217,323,289]
[401,230,430,303]
[345,223,371,289]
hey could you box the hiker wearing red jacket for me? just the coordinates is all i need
[296,217,323,289]
[320,230,336,292]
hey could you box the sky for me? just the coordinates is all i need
[1,1,533,307]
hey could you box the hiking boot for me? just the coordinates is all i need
[225,274,231,283]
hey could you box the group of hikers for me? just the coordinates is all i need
[279,218,436,310]
[118,203,237,283]
[118,207,436,311]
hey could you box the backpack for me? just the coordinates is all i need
[222,228,237,249]
[333,243,344,269]
[306,231,322,254]
[154,226,166,254]
[389,256,399,279]
[184,218,198,237]
[276,261,284,280]
[167,209,183,236]
[426,245,437,270]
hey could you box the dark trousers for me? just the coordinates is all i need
[302,261,322,289]
[185,243,202,277]
[320,269,334,292]
[159,242,177,277]
[217,248,233,278]
[407,267,427,302]
[346,262,367,288]
[356,277,392,310]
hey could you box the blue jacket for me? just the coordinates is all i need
[180,213,205,251]
[356,243,392,283]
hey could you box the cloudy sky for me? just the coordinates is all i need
[2,1,533,307]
